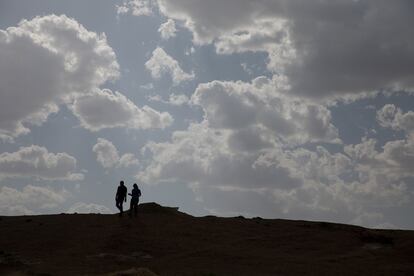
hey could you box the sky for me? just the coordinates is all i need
[1,0,414,229]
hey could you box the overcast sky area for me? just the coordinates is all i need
[1,0,414,229]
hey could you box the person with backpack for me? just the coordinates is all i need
[115,180,127,217]
[128,183,141,217]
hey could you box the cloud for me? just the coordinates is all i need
[67,202,112,214]
[0,14,170,139]
[0,185,69,215]
[145,47,194,85]
[116,0,156,16]
[70,89,173,131]
[377,104,414,133]
[137,78,414,227]
[345,136,414,182]
[140,125,408,227]
[139,122,304,190]
[139,78,341,192]
[0,145,83,181]
[155,0,414,100]
[158,19,177,40]
[93,138,139,169]
[169,93,189,106]
[0,14,119,140]
[191,77,339,145]
[93,138,120,169]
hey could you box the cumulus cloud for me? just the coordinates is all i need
[140,125,409,227]
[345,136,414,183]
[377,104,414,133]
[70,89,173,131]
[191,77,339,145]
[0,14,119,140]
[0,14,170,139]
[137,78,414,227]
[154,0,414,100]
[0,145,83,181]
[138,80,341,192]
[145,47,194,85]
[93,138,139,169]
[158,19,177,40]
[67,202,112,214]
[139,122,304,191]
[120,0,414,99]
[0,185,69,216]
[139,78,340,192]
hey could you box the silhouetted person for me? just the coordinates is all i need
[115,180,127,217]
[128,183,141,217]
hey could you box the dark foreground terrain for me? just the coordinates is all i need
[1,203,414,275]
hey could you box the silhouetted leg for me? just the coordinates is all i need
[116,201,123,216]
[134,203,138,217]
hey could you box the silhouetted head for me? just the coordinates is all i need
[133,183,138,189]
[120,180,124,186]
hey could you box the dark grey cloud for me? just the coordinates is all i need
[154,0,414,100]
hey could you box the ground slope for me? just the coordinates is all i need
[1,202,414,275]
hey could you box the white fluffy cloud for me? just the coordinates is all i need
[70,89,173,131]
[191,77,339,145]
[93,138,139,169]
[0,14,119,140]
[0,14,170,140]
[154,0,414,100]
[145,47,194,85]
[158,19,177,40]
[67,202,112,214]
[139,122,304,190]
[0,145,83,181]
[0,185,69,215]
[139,78,341,193]
[139,78,340,189]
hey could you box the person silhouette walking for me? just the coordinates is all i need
[128,183,141,217]
[115,180,127,217]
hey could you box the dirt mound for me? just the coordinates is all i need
[1,203,414,275]
[137,202,179,215]
[104,267,158,276]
